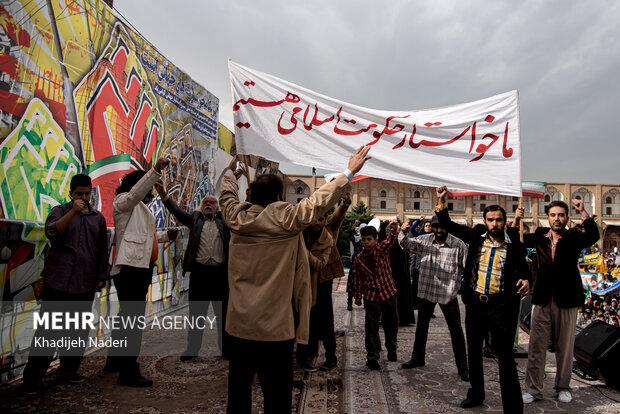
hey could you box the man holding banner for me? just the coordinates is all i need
[436,186,531,412]
[219,147,370,413]
[515,200,599,404]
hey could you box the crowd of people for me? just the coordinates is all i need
[23,145,606,414]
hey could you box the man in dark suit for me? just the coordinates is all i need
[515,200,599,404]
[435,186,531,413]
[155,181,230,360]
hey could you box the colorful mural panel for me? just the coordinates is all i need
[0,0,218,381]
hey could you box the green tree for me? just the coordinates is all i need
[337,201,375,256]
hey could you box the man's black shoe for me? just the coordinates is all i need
[460,397,484,408]
[180,354,197,362]
[61,372,87,384]
[103,357,120,372]
[366,360,381,370]
[298,359,318,372]
[458,369,470,382]
[21,382,43,396]
[347,305,353,311]
[387,349,397,361]
[401,358,425,369]
[117,374,153,387]
[117,363,153,387]
[321,359,338,370]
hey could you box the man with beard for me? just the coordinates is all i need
[515,200,599,404]
[155,183,231,360]
[435,186,531,413]
[397,215,469,381]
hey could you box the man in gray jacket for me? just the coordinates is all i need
[155,182,231,360]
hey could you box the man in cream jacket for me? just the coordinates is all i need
[220,147,371,414]
[105,158,177,387]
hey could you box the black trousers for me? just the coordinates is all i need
[465,295,523,414]
[227,336,294,414]
[108,265,152,374]
[412,297,467,371]
[297,279,336,362]
[364,294,398,361]
[23,284,95,386]
[185,262,229,356]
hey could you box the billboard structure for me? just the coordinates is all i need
[0,0,218,381]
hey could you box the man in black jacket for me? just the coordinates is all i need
[515,200,599,404]
[155,181,231,360]
[435,186,531,413]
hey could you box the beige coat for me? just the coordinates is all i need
[306,228,333,306]
[111,168,169,275]
[219,173,351,344]
[320,202,350,283]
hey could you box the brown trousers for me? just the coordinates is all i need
[524,297,578,398]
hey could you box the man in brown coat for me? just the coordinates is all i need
[219,147,371,414]
[300,194,352,371]
[297,213,333,371]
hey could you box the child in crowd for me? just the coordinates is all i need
[353,220,399,370]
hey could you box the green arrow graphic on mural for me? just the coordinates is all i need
[0,99,81,222]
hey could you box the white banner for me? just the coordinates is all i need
[229,60,522,196]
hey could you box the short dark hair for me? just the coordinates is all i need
[70,174,92,191]
[250,173,283,207]
[483,205,506,221]
[545,200,569,216]
[360,225,378,239]
[116,170,147,195]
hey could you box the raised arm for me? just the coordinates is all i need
[398,223,422,255]
[156,180,193,228]
[573,199,600,248]
[435,186,475,242]
[326,193,351,234]
[114,158,169,213]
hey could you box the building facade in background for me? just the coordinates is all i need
[283,175,620,250]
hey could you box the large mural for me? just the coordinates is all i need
[0,0,218,381]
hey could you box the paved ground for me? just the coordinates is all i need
[1,276,619,413]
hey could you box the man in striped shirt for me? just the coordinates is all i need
[353,220,399,370]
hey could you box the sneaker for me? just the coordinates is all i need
[366,360,381,370]
[522,393,535,404]
[558,390,572,403]
[297,359,318,372]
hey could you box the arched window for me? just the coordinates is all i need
[571,188,595,215]
[371,183,397,210]
[539,186,563,215]
[603,189,620,216]
[286,180,310,205]
[404,186,432,211]
[507,196,531,214]
[473,194,497,213]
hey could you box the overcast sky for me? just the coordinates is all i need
[114,0,620,184]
